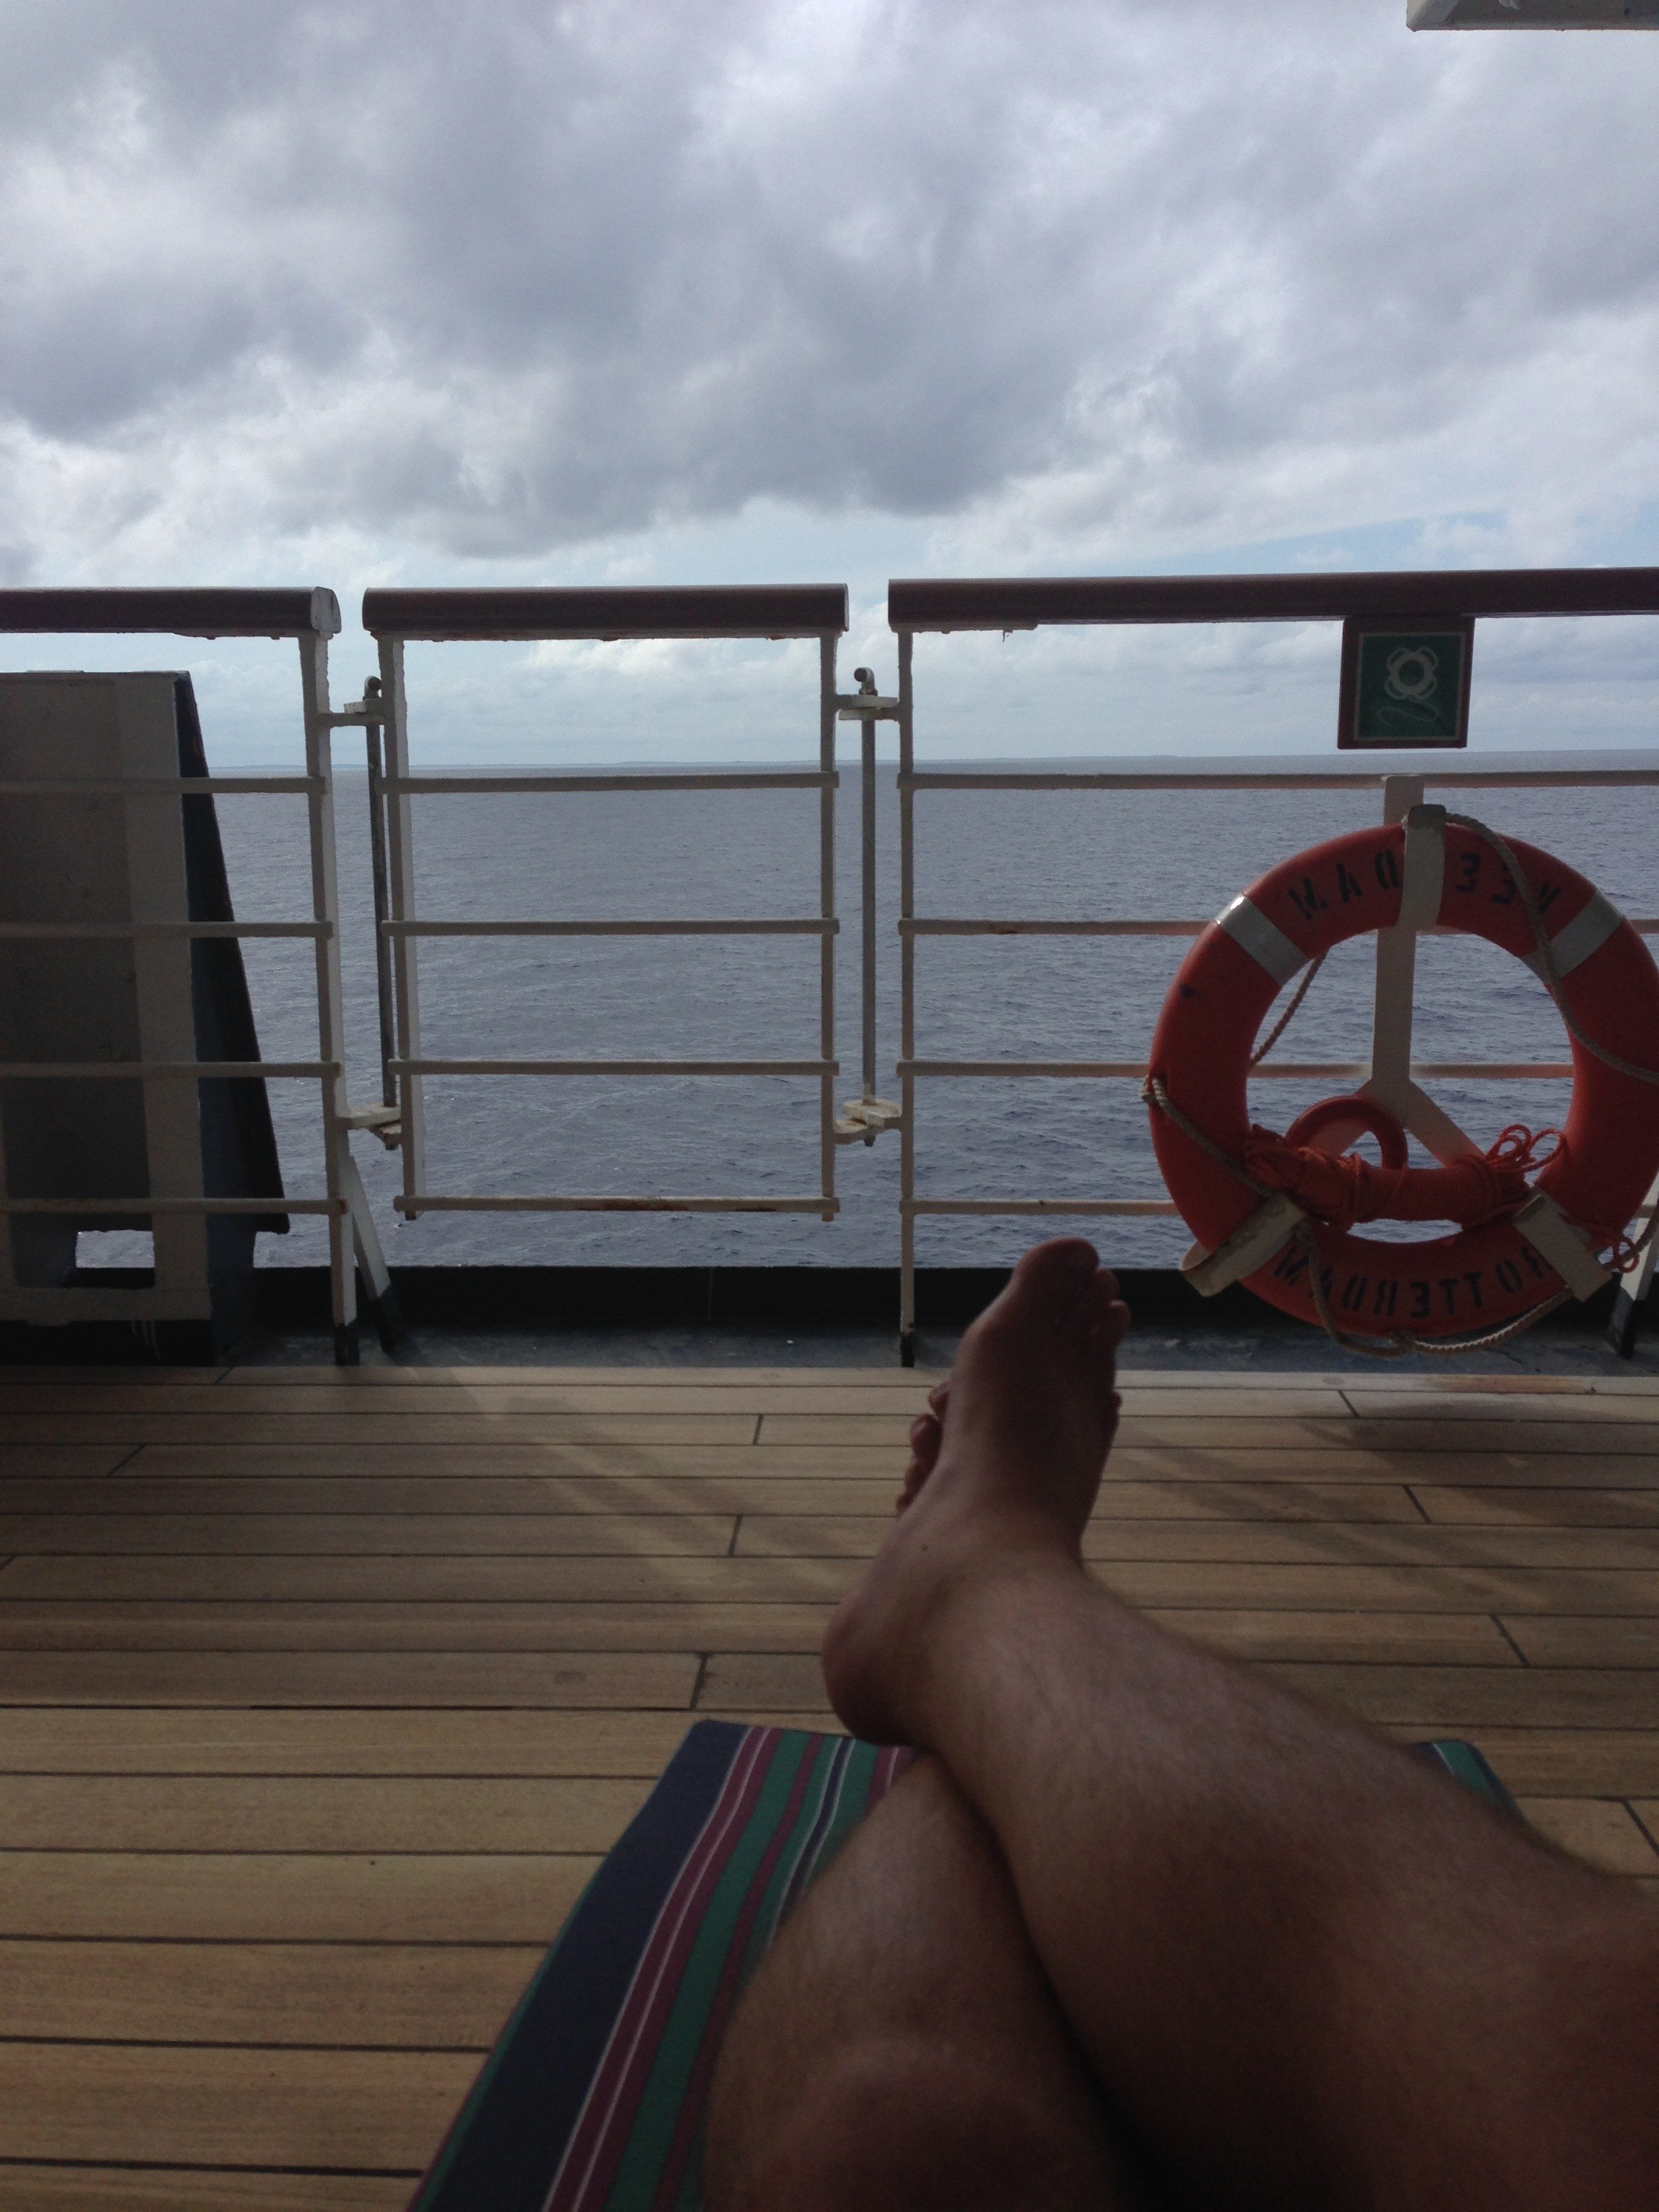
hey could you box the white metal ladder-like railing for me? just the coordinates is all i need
[6,567,1659,1367]
[886,567,1659,1362]
[357,586,864,1235]
[0,586,392,1359]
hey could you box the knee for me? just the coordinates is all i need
[742,2036,1105,2212]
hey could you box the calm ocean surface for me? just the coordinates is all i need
[202,764,1658,1275]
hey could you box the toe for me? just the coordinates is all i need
[1012,1237,1100,1300]
[899,1412,944,1509]
[1084,1271,1129,1352]
[1000,1238,1099,1323]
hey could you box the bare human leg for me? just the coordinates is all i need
[703,1751,1140,2212]
[824,1239,1659,2212]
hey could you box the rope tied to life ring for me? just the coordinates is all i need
[1142,1073,1584,1358]
[1143,808,1659,1359]
[1241,1115,1555,1238]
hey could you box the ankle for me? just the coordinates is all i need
[907,1546,1093,1742]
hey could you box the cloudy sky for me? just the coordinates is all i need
[3,0,1658,758]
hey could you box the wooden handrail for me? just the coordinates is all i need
[0,587,341,637]
[361,583,849,640]
[888,567,1659,631]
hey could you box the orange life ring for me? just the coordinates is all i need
[1147,817,1659,1338]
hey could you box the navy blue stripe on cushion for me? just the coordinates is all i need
[412,1720,747,2212]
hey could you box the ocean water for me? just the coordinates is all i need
[188,762,1658,1277]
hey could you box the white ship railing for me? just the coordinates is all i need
[359,587,852,1227]
[888,567,1659,1359]
[6,567,1659,1364]
[0,588,387,1353]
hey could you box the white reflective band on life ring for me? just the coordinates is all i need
[1397,805,1446,930]
[1527,888,1625,983]
[1216,894,1307,985]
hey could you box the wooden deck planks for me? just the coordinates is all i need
[0,1649,701,1706]
[0,2172,410,2212]
[0,2042,479,2170]
[0,1706,697,1776]
[0,1850,599,1942]
[2,1360,1656,2208]
[0,1938,541,2047]
[0,1774,654,1853]
[5,1557,1655,1612]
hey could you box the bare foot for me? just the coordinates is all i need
[824,1240,1128,1747]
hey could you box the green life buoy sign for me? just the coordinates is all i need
[1338,614,1473,748]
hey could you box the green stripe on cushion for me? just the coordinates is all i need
[602,1732,815,2212]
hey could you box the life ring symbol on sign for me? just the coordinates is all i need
[1145,805,1659,1344]
[1384,645,1440,705]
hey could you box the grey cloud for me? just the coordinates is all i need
[1,0,1656,565]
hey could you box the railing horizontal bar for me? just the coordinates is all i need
[1406,770,1659,789]
[0,586,340,638]
[902,1059,1575,1080]
[1404,1062,1575,1079]
[369,579,849,641]
[907,773,1369,792]
[391,1057,834,1078]
[393,1193,838,1214]
[903,768,1659,792]
[385,918,834,939]
[0,921,328,941]
[384,773,834,794]
[0,1196,340,1215]
[888,567,1659,631]
[908,916,1659,939]
[904,918,1206,937]
[904,1060,1149,1078]
[0,1061,337,1080]
[905,1198,1181,1216]
[0,777,321,796]
[363,583,849,641]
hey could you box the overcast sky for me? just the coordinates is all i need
[3,0,1657,758]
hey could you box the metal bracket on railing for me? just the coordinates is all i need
[836,680,900,722]
[834,1094,902,1143]
[342,1101,403,1149]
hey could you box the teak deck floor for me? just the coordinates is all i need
[2,1363,1658,2210]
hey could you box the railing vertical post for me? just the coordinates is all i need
[897,628,917,1364]
[1607,1167,1659,1355]
[861,710,878,1126]
[1368,772,1434,1158]
[297,629,358,1359]
[363,691,397,1111]
[819,634,838,1221]
[377,636,426,1210]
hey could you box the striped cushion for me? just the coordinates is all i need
[410,1723,915,2212]
[409,1721,1515,2212]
